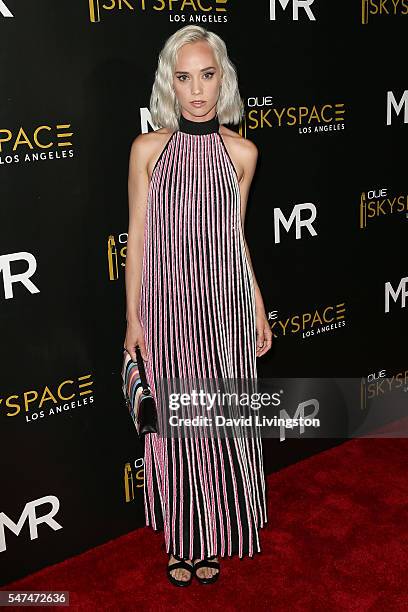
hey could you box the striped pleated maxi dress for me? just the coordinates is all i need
[139,112,267,560]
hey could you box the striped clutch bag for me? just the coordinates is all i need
[121,345,157,437]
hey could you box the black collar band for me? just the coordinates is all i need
[179,112,219,135]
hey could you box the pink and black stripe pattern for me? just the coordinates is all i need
[139,117,267,559]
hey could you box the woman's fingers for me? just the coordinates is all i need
[125,343,137,363]
[124,318,148,363]
[138,340,149,363]
[256,319,273,357]
[256,319,265,356]
[125,340,148,363]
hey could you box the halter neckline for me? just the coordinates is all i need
[178,112,219,135]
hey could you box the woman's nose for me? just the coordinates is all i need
[191,79,202,95]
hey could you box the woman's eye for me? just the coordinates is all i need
[176,73,214,82]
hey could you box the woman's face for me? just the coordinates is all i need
[173,40,221,121]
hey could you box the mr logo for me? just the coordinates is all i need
[0,1,13,17]
[274,203,317,244]
[269,0,316,21]
[387,90,408,126]
[279,399,319,442]
[0,252,40,299]
[385,277,408,313]
[0,495,63,552]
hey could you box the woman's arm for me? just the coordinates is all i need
[124,134,151,361]
[237,141,263,307]
[238,139,273,358]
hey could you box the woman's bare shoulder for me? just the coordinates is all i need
[219,125,258,158]
[131,127,173,151]
[219,125,258,181]
[130,128,175,168]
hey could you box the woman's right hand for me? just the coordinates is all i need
[124,317,148,363]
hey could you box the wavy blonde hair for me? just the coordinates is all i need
[149,25,244,130]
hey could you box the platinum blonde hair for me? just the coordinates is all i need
[149,25,244,130]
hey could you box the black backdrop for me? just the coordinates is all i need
[1,1,406,585]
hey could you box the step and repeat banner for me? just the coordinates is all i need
[0,1,406,585]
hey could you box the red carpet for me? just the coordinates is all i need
[4,438,408,611]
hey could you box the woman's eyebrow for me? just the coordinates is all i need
[175,66,217,74]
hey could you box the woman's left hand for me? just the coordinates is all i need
[255,308,273,358]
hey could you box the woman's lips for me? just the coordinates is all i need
[190,101,205,107]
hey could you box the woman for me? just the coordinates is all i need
[124,24,272,586]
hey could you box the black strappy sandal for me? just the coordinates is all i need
[167,553,194,587]
[193,555,220,584]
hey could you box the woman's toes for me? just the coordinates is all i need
[168,555,192,582]
[194,558,218,579]
[172,567,187,581]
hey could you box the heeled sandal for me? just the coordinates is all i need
[167,553,194,587]
[193,555,220,584]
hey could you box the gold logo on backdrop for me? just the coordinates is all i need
[0,124,73,154]
[238,116,247,139]
[0,374,94,419]
[89,0,228,22]
[359,190,408,228]
[362,0,369,24]
[360,192,367,228]
[108,234,127,280]
[268,302,346,339]
[0,123,74,165]
[124,460,144,502]
[362,0,408,24]
[108,235,119,281]
[89,0,101,22]
[124,463,135,501]
[360,377,367,410]
[244,103,345,132]
[360,370,408,410]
